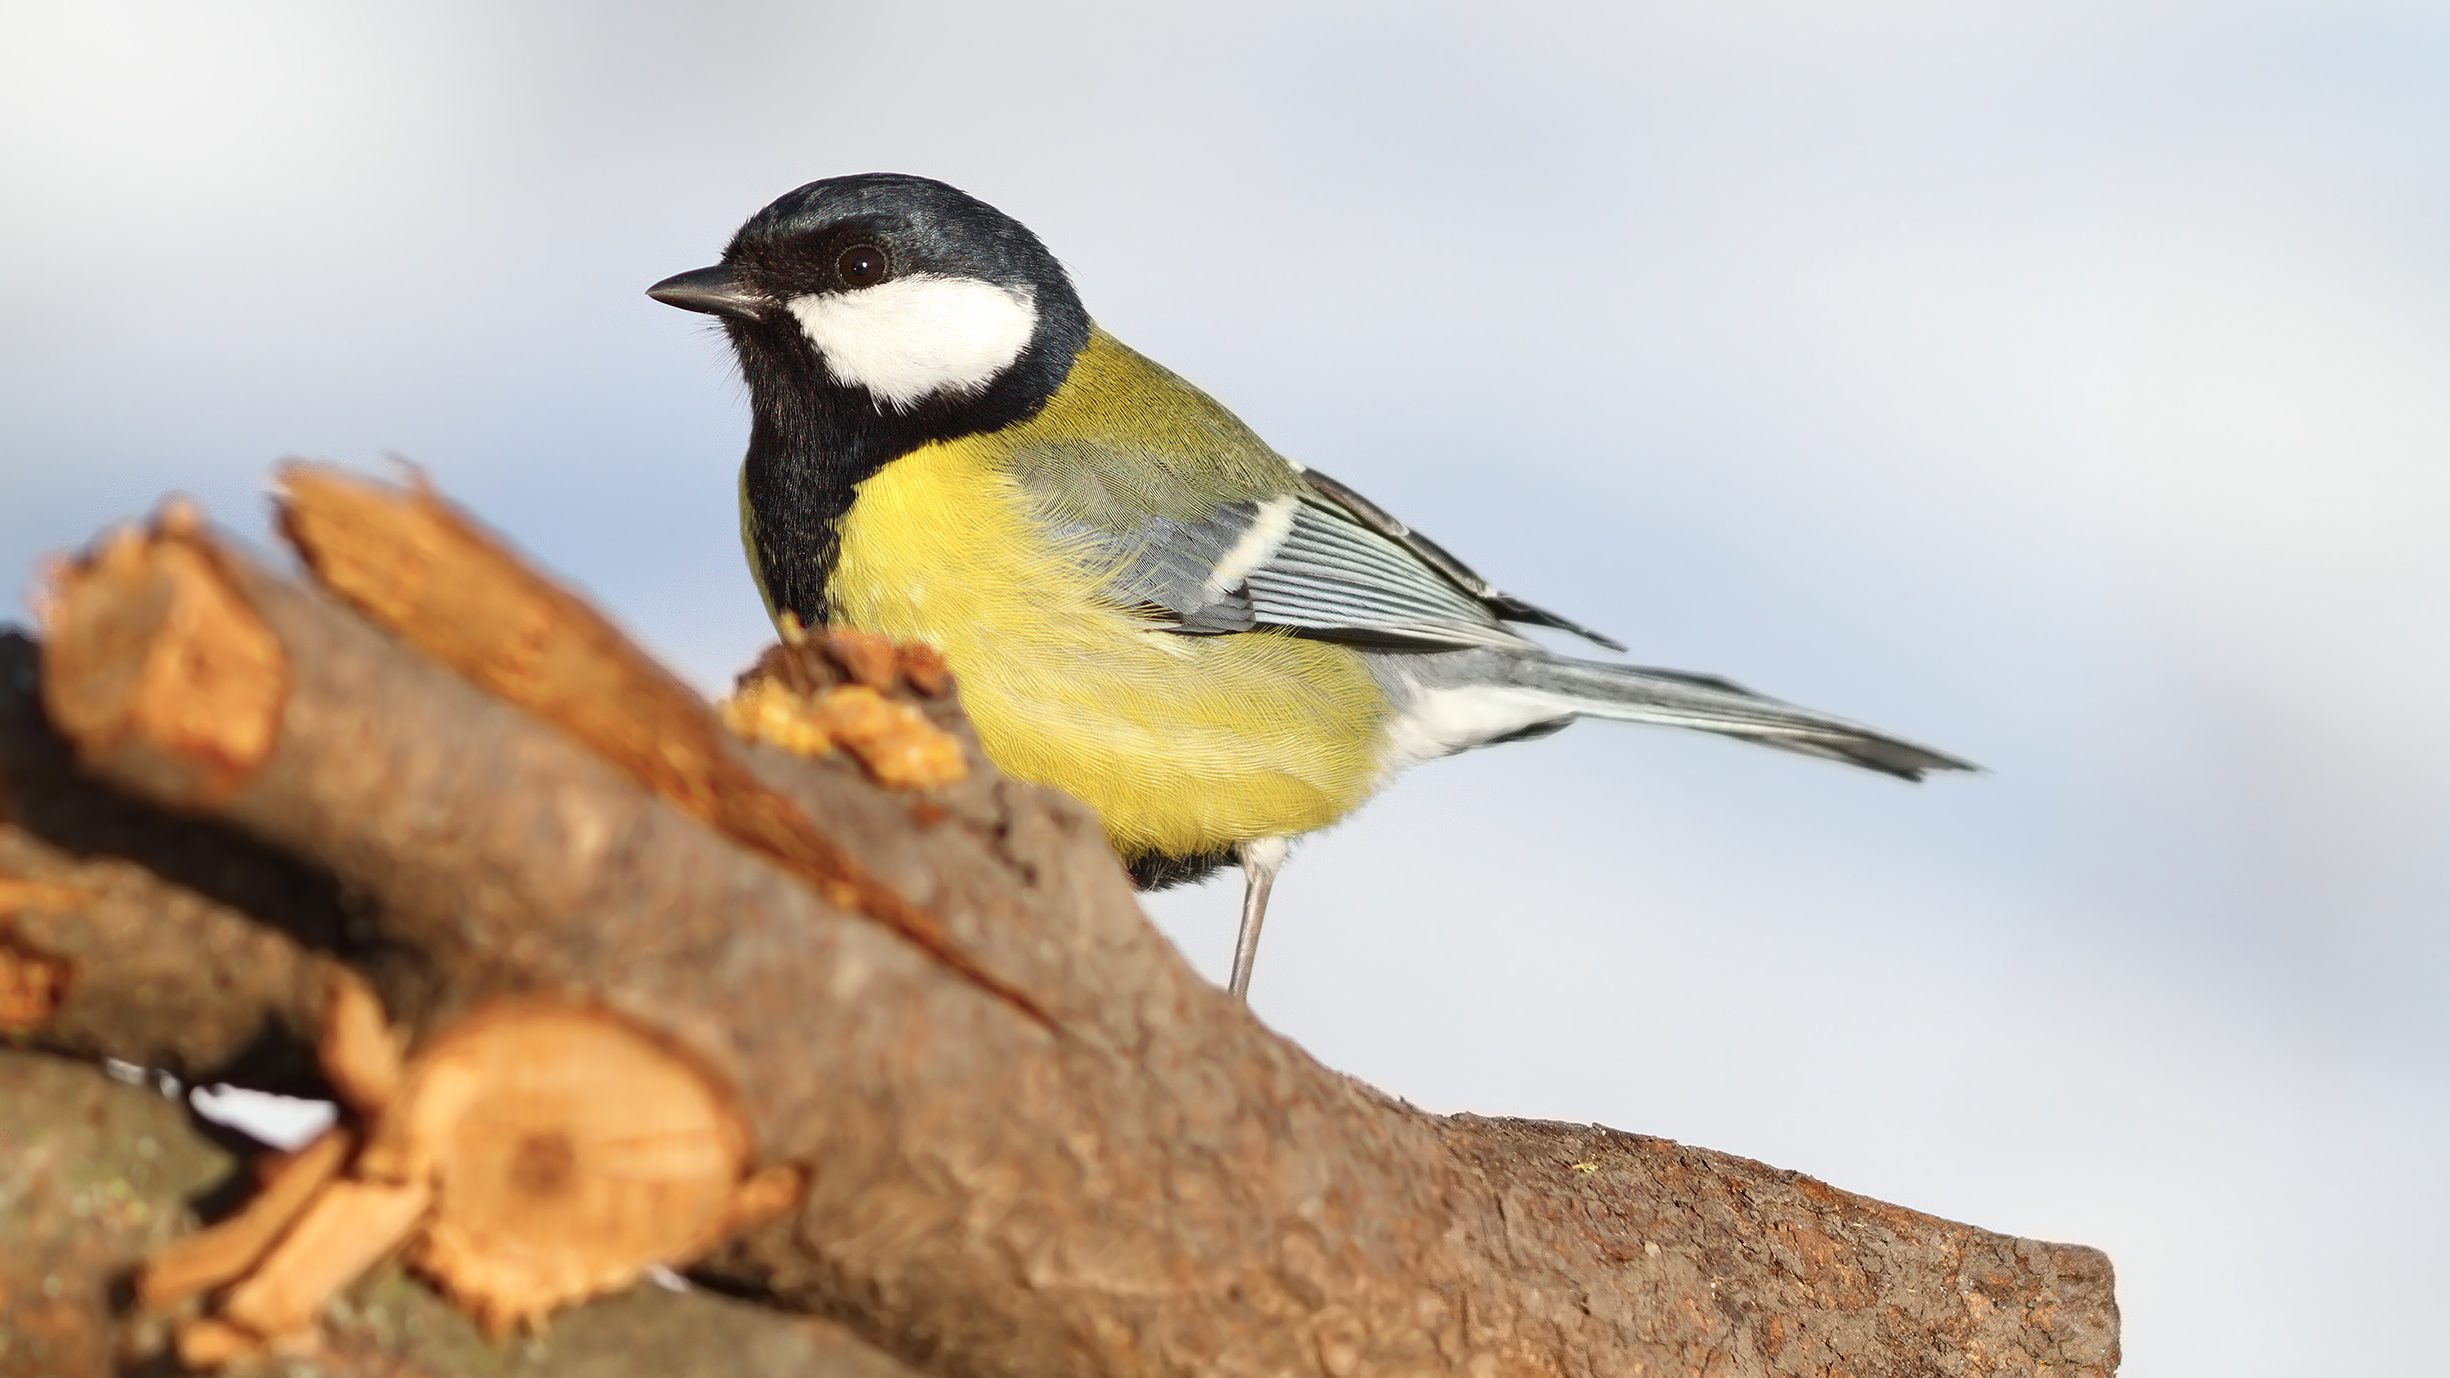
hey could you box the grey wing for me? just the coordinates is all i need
[1049,498,1273,635]
[1297,470,1626,651]
[1048,466,1622,652]
[1240,489,1540,649]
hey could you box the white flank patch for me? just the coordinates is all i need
[788,275,1037,409]
[1378,683,1572,774]
[1202,494,1299,599]
[1237,834,1291,877]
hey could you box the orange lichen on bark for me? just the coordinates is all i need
[720,678,837,758]
[820,625,903,692]
[35,511,287,802]
[0,937,69,1031]
[896,641,954,698]
[721,678,967,789]
[740,625,958,704]
[725,629,968,789]
[271,463,1044,1028]
[811,685,967,788]
[0,878,78,1030]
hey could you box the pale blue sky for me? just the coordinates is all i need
[6,4,2447,1370]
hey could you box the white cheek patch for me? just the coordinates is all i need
[788,275,1038,410]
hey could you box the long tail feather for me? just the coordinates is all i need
[1374,648,1977,781]
[1507,656,1975,780]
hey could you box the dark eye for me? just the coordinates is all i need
[836,245,889,288]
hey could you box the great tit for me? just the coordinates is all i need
[650,173,1973,1000]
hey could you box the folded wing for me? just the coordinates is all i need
[1028,458,1620,652]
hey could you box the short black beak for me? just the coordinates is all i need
[647,264,767,321]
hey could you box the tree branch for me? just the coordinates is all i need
[14,480,2118,1376]
[1,632,339,1091]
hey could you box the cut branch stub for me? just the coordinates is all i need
[37,515,285,805]
[157,993,801,1357]
[370,1001,766,1337]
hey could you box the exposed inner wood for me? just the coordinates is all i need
[138,1128,356,1309]
[173,1317,265,1370]
[215,1174,434,1339]
[318,967,404,1117]
[153,987,778,1360]
[38,525,286,805]
[383,1002,759,1339]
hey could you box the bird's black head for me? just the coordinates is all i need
[654,173,1089,446]
[649,174,1091,624]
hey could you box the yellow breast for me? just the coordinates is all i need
[817,438,1390,861]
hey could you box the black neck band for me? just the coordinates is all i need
[730,308,1088,626]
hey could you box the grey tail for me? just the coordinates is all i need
[1523,656,1973,779]
[1390,650,1978,781]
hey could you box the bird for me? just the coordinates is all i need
[649,173,1974,1001]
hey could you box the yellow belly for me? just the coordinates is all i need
[814,440,1390,860]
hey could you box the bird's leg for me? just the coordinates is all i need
[1228,836,1290,1001]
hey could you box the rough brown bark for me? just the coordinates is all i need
[0,632,342,1090]
[13,485,2119,1377]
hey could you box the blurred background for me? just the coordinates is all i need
[4,2,2445,1370]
